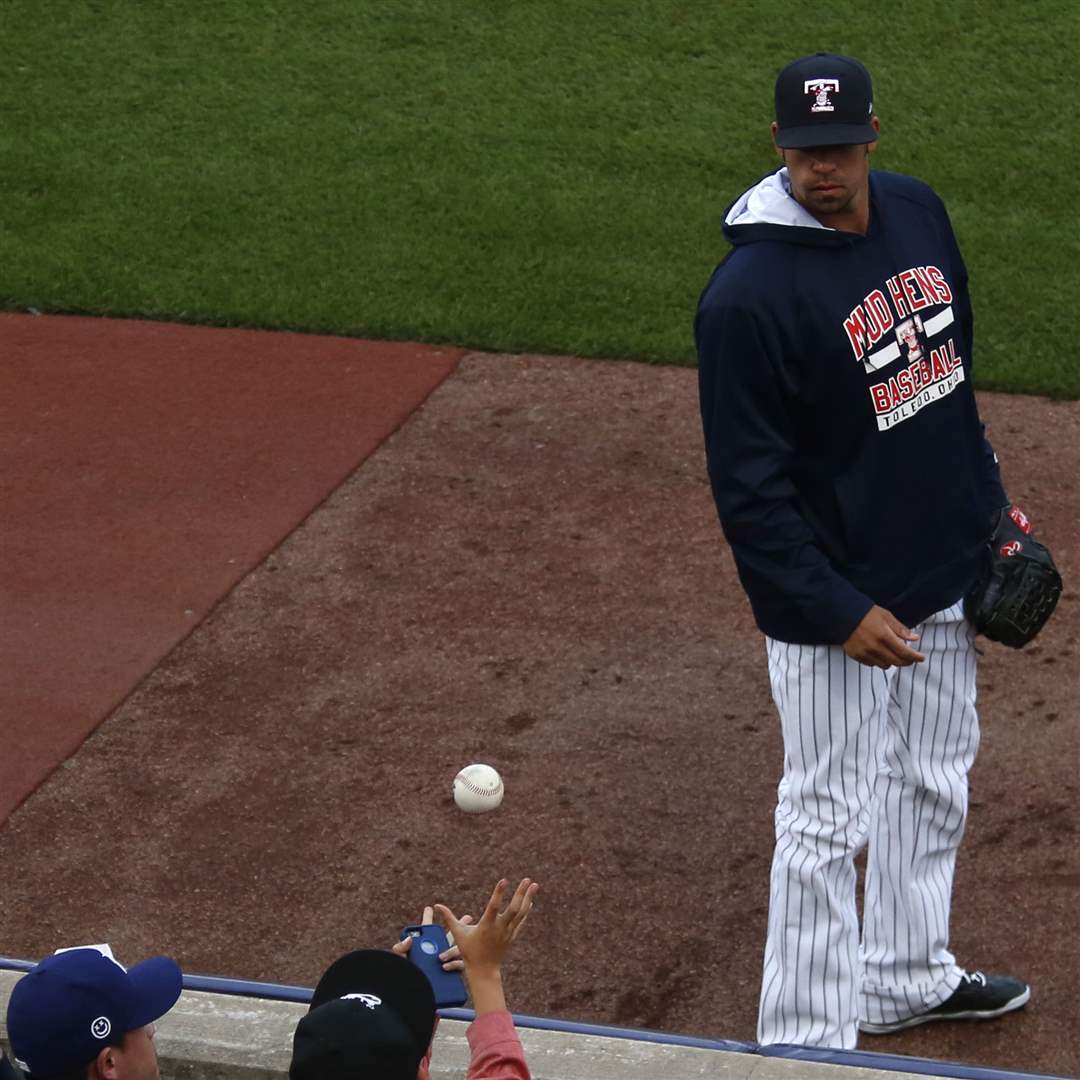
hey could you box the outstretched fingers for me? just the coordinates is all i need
[437,877,540,954]
[483,878,509,923]
[502,878,538,937]
[433,901,464,938]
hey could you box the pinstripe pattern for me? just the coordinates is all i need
[758,602,976,1048]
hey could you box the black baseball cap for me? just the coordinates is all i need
[774,53,878,148]
[1,1053,25,1080]
[289,950,437,1080]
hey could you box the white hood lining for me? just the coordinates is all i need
[724,168,833,231]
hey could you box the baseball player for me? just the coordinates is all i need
[695,53,1030,1049]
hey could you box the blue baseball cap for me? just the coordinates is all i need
[6,947,183,1077]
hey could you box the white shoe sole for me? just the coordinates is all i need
[859,986,1031,1034]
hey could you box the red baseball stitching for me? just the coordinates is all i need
[456,773,502,796]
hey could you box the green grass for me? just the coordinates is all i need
[2,1,1078,394]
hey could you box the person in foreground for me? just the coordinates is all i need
[5,945,183,1079]
[289,877,538,1080]
[695,52,1031,1048]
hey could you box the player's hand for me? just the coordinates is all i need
[843,605,925,668]
[434,878,539,977]
[391,905,474,971]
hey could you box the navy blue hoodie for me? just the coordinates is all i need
[696,167,1005,645]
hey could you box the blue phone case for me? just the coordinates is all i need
[400,924,469,1007]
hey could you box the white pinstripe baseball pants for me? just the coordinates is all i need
[758,601,976,1048]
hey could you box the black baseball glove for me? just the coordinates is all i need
[965,504,1063,648]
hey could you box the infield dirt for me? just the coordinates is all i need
[1,314,1077,1076]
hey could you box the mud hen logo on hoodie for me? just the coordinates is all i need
[842,264,965,431]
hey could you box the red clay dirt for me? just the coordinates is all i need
[0,313,462,820]
[0,317,1078,1078]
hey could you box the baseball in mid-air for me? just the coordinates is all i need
[453,763,504,813]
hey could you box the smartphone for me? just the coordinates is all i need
[399,924,468,1007]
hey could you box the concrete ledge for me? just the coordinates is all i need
[0,970,934,1080]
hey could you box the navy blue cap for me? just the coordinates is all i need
[774,53,878,148]
[6,948,183,1077]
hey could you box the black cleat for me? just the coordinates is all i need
[859,971,1031,1034]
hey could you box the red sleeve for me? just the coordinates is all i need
[465,1011,531,1080]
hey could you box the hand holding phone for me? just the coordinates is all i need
[399,923,468,1008]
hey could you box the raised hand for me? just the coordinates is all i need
[434,878,539,1015]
